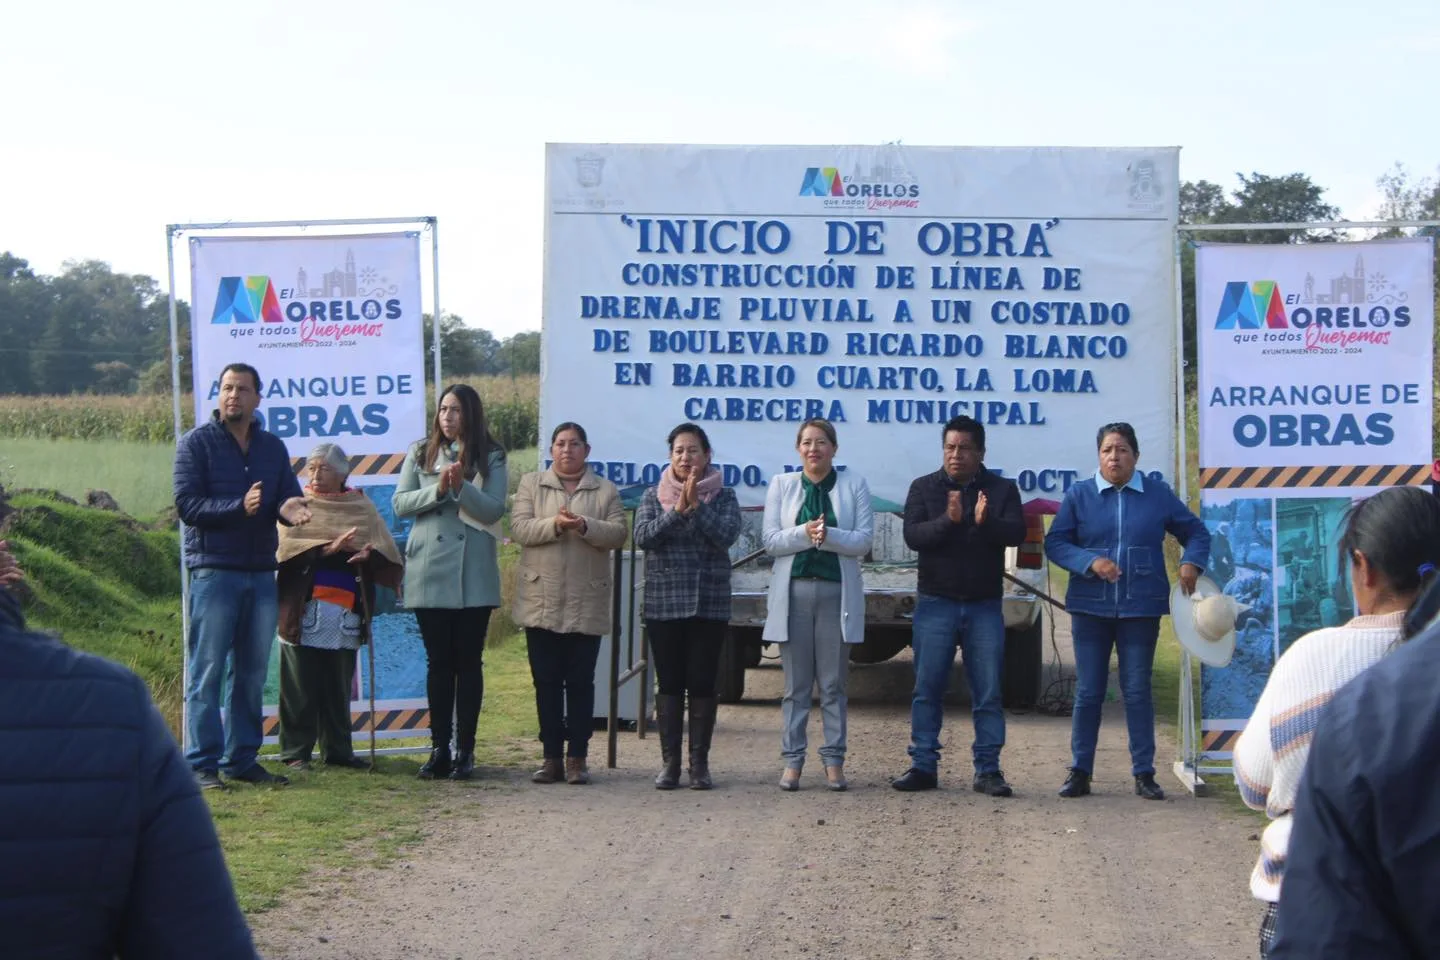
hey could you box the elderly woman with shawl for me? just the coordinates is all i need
[276,443,403,770]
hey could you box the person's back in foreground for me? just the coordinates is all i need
[1272,579,1440,959]
[0,546,257,959]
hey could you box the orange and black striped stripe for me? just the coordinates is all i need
[288,453,407,477]
[1200,464,1429,490]
[262,708,430,738]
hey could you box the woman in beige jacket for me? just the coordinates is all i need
[510,422,629,784]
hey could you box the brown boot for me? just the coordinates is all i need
[565,757,591,785]
[531,757,563,784]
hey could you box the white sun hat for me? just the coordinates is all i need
[1171,575,1247,668]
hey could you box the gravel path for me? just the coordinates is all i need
[256,616,1262,960]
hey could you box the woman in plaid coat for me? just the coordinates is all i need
[634,422,742,791]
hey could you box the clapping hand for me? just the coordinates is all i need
[347,543,375,565]
[0,540,22,586]
[324,526,361,556]
[279,496,312,526]
[436,462,463,496]
[677,472,700,514]
[946,490,964,523]
[974,491,989,525]
[556,508,587,535]
[1091,557,1121,583]
[805,517,826,548]
[244,481,263,517]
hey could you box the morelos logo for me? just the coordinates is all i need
[209,250,403,345]
[1214,281,1288,329]
[799,163,920,209]
[1215,262,1411,352]
[211,276,284,324]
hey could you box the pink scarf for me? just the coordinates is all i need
[657,465,724,510]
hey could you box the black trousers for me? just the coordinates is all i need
[647,618,727,697]
[525,628,602,758]
[277,644,357,763]
[414,607,492,752]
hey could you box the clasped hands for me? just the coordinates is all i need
[1088,558,1200,595]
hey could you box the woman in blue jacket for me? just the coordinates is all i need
[1044,422,1209,801]
[393,384,508,782]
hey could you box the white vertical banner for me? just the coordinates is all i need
[189,232,426,482]
[1194,237,1435,759]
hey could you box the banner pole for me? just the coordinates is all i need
[166,226,192,750]
[430,218,442,397]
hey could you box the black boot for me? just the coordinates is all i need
[687,696,718,790]
[418,745,452,780]
[449,749,475,781]
[654,694,684,790]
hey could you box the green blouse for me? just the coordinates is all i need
[790,470,841,582]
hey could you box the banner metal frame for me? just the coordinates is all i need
[1171,217,1440,796]
[164,216,440,759]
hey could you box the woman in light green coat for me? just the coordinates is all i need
[393,383,508,782]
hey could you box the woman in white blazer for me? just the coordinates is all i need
[763,418,874,792]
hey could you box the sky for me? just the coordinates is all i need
[2,0,1437,339]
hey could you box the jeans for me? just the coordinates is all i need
[907,594,1005,775]
[780,579,848,769]
[414,607,492,753]
[526,628,602,758]
[647,618,727,697]
[185,568,278,774]
[1069,613,1160,776]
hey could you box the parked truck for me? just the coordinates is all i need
[717,503,1053,706]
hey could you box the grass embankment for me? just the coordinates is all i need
[3,490,544,914]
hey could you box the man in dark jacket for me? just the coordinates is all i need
[174,362,311,789]
[1270,583,1440,959]
[892,416,1026,795]
[0,544,258,958]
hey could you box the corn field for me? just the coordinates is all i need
[0,374,541,450]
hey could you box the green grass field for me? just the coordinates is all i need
[2,487,548,914]
[2,437,178,521]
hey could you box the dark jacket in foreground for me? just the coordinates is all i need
[0,589,257,959]
[633,486,742,621]
[174,413,302,571]
[902,467,1025,602]
[1271,612,1440,959]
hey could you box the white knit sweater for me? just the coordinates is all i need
[1233,611,1403,902]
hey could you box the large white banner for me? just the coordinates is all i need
[189,233,426,482]
[1194,238,1435,760]
[543,144,1180,507]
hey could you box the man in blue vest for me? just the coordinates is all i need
[174,362,311,789]
[0,541,258,957]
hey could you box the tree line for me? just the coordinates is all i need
[1,165,1436,396]
[0,255,540,396]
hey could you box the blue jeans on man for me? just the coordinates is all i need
[907,594,1005,775]
[185,568,278,774]
[1068,613,1160,776]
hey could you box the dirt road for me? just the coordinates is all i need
[257,623,1262,960]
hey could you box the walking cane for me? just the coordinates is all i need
[358,570,377,770]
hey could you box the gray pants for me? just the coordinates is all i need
[780,579,848,768]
